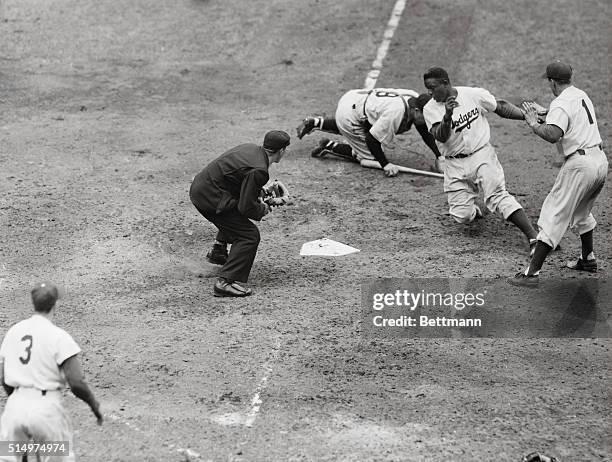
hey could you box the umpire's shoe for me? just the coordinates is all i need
[507,271,539,288]
[566,257,597,273]
[214,278,252,297]
[206,244,228,265]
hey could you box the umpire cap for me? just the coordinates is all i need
[31,282,59,312]
[263,130,291,151]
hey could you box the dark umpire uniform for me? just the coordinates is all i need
[190,130,290,297]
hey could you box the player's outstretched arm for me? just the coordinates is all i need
[365,132,398,177]
[62,355,103,425]
[0,359,15,396]
[494,99,525,120]
[522,103,563,143]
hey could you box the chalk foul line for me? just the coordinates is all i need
[364,0,407,90]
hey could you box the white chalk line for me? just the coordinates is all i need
[244,335,282,428]
[226,0,406,433]
[364,0,407,90]
[107,412,202,460]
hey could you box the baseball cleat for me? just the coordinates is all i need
[213,279,252,297]
[507,271,539,288]
[296,117,317,139]
[206,244,228,265]
[310,138,333,158]
[566,257,597,273]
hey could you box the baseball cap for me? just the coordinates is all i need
[31,282,59,312]
[543,61,572,80]
[263,130,291,151]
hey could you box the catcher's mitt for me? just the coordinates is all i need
[521,453,558,462]
[261,179,292,207]
[296,117,316,139]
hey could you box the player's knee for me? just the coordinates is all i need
[449,204,476,224]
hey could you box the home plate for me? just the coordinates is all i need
[300,238,360,256]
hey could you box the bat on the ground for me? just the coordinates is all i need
[359,159,444,179]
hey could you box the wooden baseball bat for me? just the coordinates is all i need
[359,159,444,178]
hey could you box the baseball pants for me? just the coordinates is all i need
[0,388,75,462]
[537,146,608,248]
[195,206,260,283]
[443,144,522,223]
[334,90,372,162]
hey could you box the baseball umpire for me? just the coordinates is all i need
[509,61,608,287]
[296,88,443,176]
[0,282,103,462]
[421,67,538,252]
[189,130,291,297]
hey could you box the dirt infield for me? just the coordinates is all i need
[0,0,610,461]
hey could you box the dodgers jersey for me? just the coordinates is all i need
[355,88,419,145]
[0,314,81,390]
[423,86,497,157]
[546,86,602,157]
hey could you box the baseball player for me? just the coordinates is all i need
[421,67,538,251]
[296,88,443,176]
[509,61,608,287]
[189,130,290,297]
[0,282,103,462]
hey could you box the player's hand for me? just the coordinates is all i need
[434,156,445,174]
[383,163,399,177]
[523,101,548,116]
[444,95,459,116]
[93,403,104,425]
[266,197,286,207]
[521,103,539,128]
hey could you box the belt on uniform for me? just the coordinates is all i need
[569,144,602,158]
[16,386,49,396]
[445,144,488,159]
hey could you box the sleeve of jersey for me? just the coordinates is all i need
[237,168,269,221]
[545,106,569,134]
[0,334,7,359]
[369,107,403,145]
[423,103,444,131]
[55,331,82,366]
[477,88,497,112]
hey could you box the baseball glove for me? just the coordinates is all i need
[261,179,292,207]
[296,117,316,139]
[521,452,558,462]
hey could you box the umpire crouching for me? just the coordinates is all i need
[190,130,291,297]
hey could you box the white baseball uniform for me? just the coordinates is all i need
[0,314,80,462]
[334,88,418,161]
[423,86,522,223]
[536,85,608,248]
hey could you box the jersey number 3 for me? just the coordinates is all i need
[19,335,33,364]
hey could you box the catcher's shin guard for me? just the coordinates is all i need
[311,139,355,161]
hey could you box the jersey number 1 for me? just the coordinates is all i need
[581,99,594,125]
[19,335,33,364]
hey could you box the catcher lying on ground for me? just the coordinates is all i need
[296,88,443,176]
